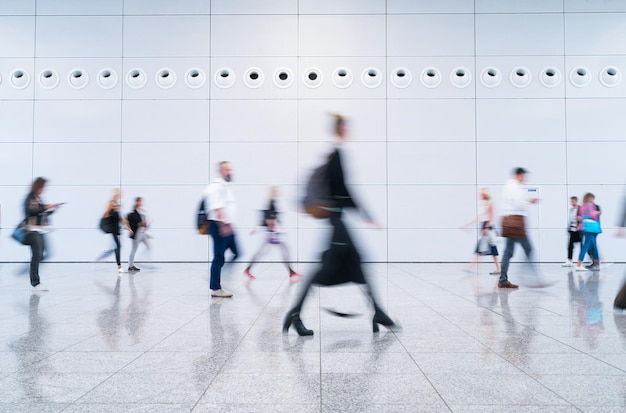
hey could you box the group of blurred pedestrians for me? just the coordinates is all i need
[10,114,626,336]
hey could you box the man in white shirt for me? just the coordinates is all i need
[499,167,539,288]
[206,161,239,297]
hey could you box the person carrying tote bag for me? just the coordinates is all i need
[464,188,501,275]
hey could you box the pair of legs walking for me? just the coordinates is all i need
[567,230,582,262]
[25,232,45,287]
[110,232,122,271]
[245,233,298,278]
[129,227,150,270]
[577,232,599,270]
[499,236,535,288]
[209,221,239,292]
[283,213,396,335]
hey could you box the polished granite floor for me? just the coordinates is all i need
[1,260,626,412]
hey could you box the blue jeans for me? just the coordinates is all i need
[209,222,239,290]
[500,236,533,283]
[579,232,598,262]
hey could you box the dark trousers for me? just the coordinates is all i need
[500,236,533,284]
[224,233,239,262]
[567,230,582,260]
[209,222,239,290]
[288,213,379,315]
[112,233,121,265]
[25,232,45,287]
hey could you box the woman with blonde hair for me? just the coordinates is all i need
[465,188,501,275]
[101,188,132,274]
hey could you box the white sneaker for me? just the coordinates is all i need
[561,261,574,267]
[118,267,126,273]
[32,283,49,291]
[211,289,233,298]
[575,265,588,272]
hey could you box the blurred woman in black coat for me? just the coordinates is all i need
[283,114,397,336]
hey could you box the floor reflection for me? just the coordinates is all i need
[96,273,150,350]
[569,270,604,348]
[0,262,625,411]
[8,294,50,401]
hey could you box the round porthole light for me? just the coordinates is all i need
[156,68,176,89]
[303,68,323,89]
[450,67,471,88]
[333,67,352,89]
[126,68,147,89]
[39,69,60,89]
[600,66,621,88]
[10,69,31,89]
[539,67,561,88]
[510,67,531,88]
[68,69,89,89]
[273,68,293,89]
[421,67,442,88]
[390,67,412,89]
[185,68,206,89]
[332,67,353,89]
[480,67,501,88]
[361,67,382,88]
[570,67,590,88]
[97,69,118,89]
[244,68,264,89]
[214,68,235,88]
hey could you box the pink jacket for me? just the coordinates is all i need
[577,202,600,231]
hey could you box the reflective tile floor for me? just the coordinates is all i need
[1,261,626,412]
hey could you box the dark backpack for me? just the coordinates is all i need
[99,216,114,234]
[197,197,209,234]
[302,161,332,219]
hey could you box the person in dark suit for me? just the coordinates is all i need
[283,114,397,336]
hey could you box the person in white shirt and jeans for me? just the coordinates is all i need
[206,161,239,298]
[499,167,539,288]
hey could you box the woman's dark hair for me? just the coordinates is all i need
[30,177,47,197]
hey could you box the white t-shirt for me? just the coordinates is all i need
[204,177,236,223]
[501,178,529,216]
[479,200,491,223]
[568,206,579,231]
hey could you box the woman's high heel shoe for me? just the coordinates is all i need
[372,308,398,333]
[283,312,314,336]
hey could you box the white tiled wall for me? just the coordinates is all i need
[36,16,123,58]
[1,1,625,264]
